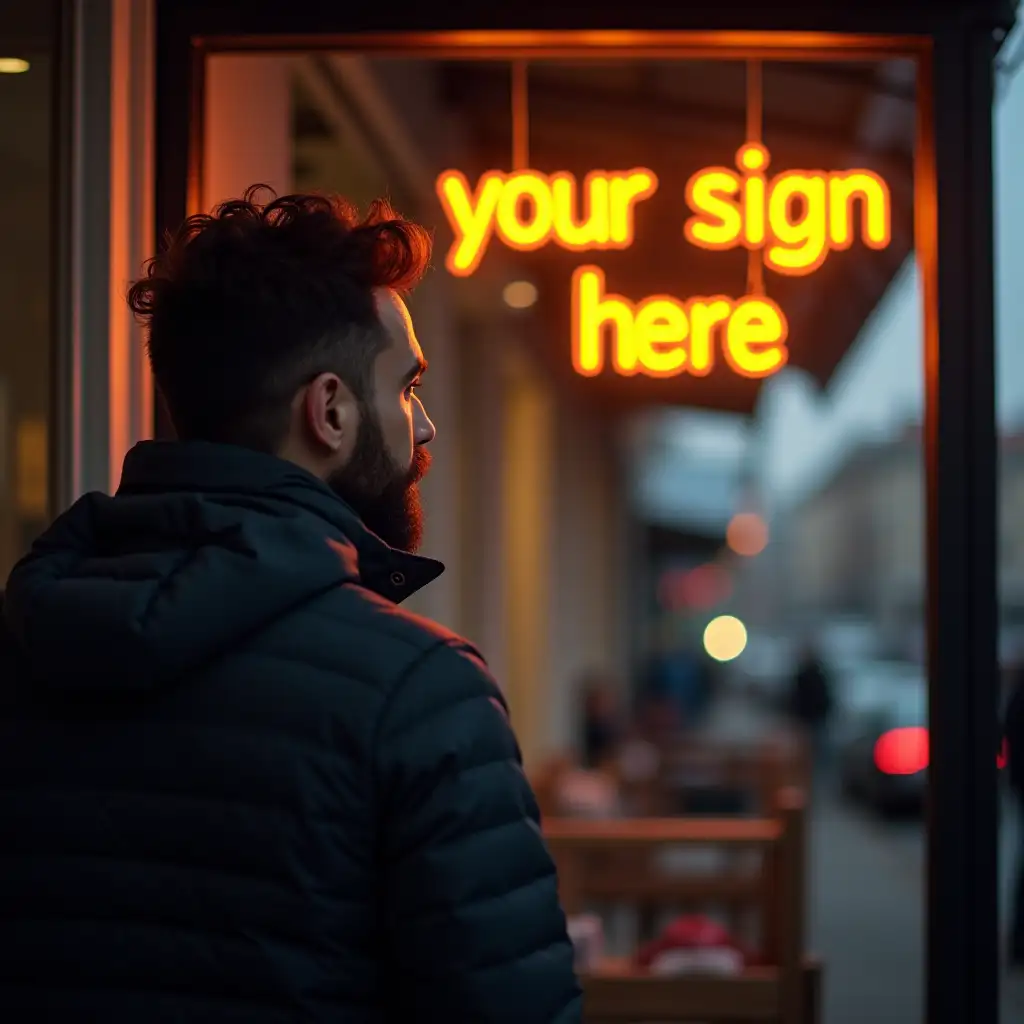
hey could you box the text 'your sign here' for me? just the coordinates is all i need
[435,144,892,381]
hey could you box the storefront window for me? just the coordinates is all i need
[170,13,1010,1016]
[0,5,54,578]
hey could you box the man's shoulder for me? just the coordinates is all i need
[370,615,514,773]
[285,580,492,694]
[321,580,472,649]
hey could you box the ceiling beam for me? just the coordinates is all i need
[759,60,916,103]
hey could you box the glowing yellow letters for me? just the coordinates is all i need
[435,147,891,382]
[684,143,891,274]
[571,266,789,380]
[436,168,658,276]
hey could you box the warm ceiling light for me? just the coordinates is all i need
[0,58,30,74]
[503,280,538,309]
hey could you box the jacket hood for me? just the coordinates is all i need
[3,441,443,695]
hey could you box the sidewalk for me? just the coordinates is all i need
[697,687,1024,1022]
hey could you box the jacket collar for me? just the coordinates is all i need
[117,441,444,604]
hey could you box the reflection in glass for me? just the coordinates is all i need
[0,6,53,578]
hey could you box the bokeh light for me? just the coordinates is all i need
[0,58,30,74]
[703,615,748,662]
[873,727,929,776]
[658,564,732,611]
[726,512,769,557]
[503,280,539,309]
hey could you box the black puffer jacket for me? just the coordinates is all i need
[0,441,581,1024]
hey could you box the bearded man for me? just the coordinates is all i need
[0,188,581,1024]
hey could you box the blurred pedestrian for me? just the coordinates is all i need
[787,644,835,775]
[641,623,704,732]
[0,187,580,1021]
[579,670,623,769]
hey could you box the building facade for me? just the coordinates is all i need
[782,424,1024,655]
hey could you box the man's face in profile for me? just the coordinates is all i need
[327,291,435,552]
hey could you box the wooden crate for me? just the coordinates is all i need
[545,788,817,1023]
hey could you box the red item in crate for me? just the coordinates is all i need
[636,915,754,975]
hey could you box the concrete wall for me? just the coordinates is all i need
[547,396,631,758]
[203,56,294,208]
[785,432,1024,650]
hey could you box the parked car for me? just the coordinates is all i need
[835,662,927,816]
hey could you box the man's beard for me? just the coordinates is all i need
[327,407,431,553]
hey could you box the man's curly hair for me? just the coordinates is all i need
[128,185,432,451]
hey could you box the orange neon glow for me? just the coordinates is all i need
[570,266,789,380]
[436,149,885,382]
[684,144,892,275]
[435,168,658,276]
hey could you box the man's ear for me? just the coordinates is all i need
[302,372,358,453]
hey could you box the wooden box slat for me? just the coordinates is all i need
[583,961,779,1021]
[544,816,780,848]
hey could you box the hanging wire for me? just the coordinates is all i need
[745,59,766,297]
[511,61,530,170]
[745,59,763,145]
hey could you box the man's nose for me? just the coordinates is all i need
[414,397,436,445]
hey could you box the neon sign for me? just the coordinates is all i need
[571,267,788,379]
[684,144,891,274]
[436,169,657,276]
[436,145,892,381]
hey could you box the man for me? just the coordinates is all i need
[0,188,581,1022]
[786,644,834,778]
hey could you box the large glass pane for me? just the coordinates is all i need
[201,47,933,1022]
[0,5,54,578]
[995,18,1024,1021]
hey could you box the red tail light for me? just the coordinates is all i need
[873,729,1008,774]
[874,727,929,775]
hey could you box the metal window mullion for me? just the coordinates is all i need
[924,22,1001,1024]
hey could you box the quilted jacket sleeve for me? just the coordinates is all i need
[373,639,582,1023]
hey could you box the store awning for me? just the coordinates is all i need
[439,58,916,415]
